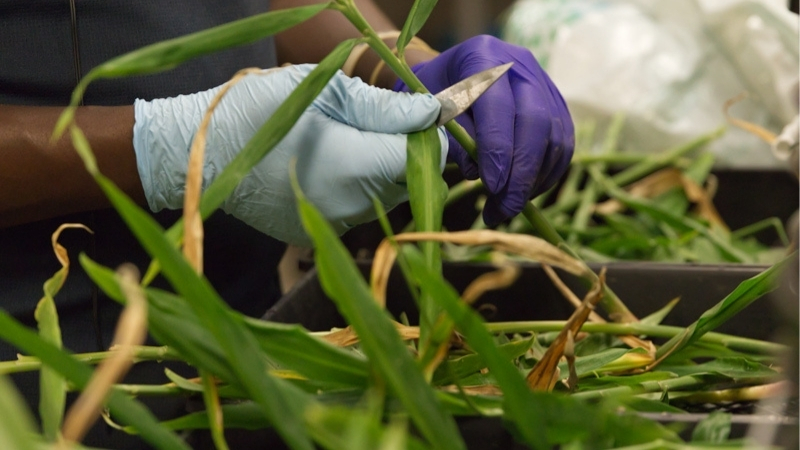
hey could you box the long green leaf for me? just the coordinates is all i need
[81,254,237,382]
[294,182,465,450]
[656,255,793,360]
[34,280,66,441]
[69,42,362,449]
[397,0,439,53]
[0,312,189,450]
[77,179,315,450]
[0,375,39,450]
[399,244,548,448]
[432,336,534,385]
[82,254,370,387]
[56,2,331,134]
[406,127,447,351]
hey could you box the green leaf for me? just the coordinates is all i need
[691,412,731,443]
[406,127,447,349]
[586,165,751,263]
[660,357,779,383]
[85,175,315,450]
[83,254,370,387]
[294,181,465,450]
[0,375,39,450]
[0,311,190,450]
[61,3,330,120]
[397,0,438,53]
[399,244,548,448]
[577,372,678,391]
[557,348,649,379]
[656,255,793,360]
[641,298,680,326]
[34,286,65,441]
[244,318,369,387]
[432,336,534,385]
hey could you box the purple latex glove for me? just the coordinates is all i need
[394,35,574,226]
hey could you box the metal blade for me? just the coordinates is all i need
[434,62,513,126]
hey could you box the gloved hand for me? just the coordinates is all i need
[134,64,447,246]
[395,35,574,226]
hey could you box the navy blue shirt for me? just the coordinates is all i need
[1,2,285,447]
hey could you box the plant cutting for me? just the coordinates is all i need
[0,1,795,449]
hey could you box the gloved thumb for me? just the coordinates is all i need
[306,67,441,134]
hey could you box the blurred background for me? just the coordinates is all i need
[375,0,799,171]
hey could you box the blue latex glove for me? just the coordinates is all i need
[395,35,575,226]
[134,64,447,246]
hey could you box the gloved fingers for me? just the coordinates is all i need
[313,70,441,134]
[482,79,552,227]
[467,71,516,195]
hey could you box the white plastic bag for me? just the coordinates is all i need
[502,0,799,168]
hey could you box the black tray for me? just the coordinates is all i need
[260,261,798,447]
[268,261,780,340]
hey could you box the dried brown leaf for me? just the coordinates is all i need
[371,230,587,307]
[461,253,520,305]
[541,264,654,353]
[439,384,503,396]
[526,268,606,391]
[183,67,268,273]
[724,92,778,144]
[61,264,147,445]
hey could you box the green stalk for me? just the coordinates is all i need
[571,374,711,401]
[0,346,178,375]
[112,384,186,397]
[731,218,790,247]
[334,0,476,158]
[482,321,785,355]
[546,126,726,216]
[522,204,638,322]
[568,113,626,244]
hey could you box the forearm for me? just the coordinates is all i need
[272,0,437,89]
[0,105,145,228]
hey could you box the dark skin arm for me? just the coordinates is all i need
[1,0,436,229]
[0,105,144,228]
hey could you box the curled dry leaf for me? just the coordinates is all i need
[541,264,655,355]
[60,264,148,446]
[461,252,520,305]
[182,67,274,273]
[526,268,607,391]
[723,92,778,144]
[321,322,421,347]
[371,230,588,308]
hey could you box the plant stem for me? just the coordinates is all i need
[482,321,785,355]
[338,0,640,324]
[0,346,178,375]
[571,374,710,400]
[546,126,726,216]
[112,383,185,397]
[522,204,638,323]
[661,381,789,404]
[335,0,477,159]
